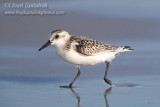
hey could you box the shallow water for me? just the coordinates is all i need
[1,76,160,107]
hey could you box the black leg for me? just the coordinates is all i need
[60,66,81,88]
[67,66,81,88]
[104,62,112,85]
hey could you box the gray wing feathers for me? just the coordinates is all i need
[72,36,119,56]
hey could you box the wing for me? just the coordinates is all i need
[72,36,119,56]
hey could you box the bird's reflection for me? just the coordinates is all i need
[70,88,80,107]
[67,87,112,107]
[104,87,112,107]
[61,84,136,107]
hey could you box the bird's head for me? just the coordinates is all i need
[38,30,70,51]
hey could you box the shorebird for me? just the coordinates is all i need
[39,30,132,88]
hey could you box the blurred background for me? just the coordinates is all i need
[0,0,160,107]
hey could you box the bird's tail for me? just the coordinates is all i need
[117,46,133,52]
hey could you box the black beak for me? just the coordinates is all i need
[38,40,51,51]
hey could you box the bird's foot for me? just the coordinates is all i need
[60,84,72,88]
[104,78,112,85]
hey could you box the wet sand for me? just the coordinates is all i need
[1,76,160,107]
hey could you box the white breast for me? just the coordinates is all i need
[56,48,116,66]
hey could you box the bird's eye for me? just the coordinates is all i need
[55,35,59,39]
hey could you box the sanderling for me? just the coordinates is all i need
[39,30,132,88]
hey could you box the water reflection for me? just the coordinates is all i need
[104,87,112,107]
[114,84,137,87]
[68,87,112,107]
[70,88,80,107]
